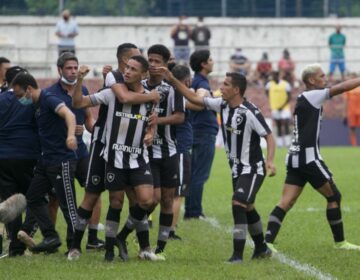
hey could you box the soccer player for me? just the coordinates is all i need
[13,72,78,254]
[158,67,276,263]
[169,64,203,240]
[42,52,104,250]
[265,71,292,147]
[70,56,159,262]
[67,44,159,261]
[117,44,185,260]
[265,64,360,252]
[0,67,39,256]
[185,49,217,220]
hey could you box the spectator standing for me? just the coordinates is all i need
[256,52,272,85]
[171,16,192,65]
[343,74,360,146]
[55,9,79,56]
[329,25,346,81]
[191,17,211,50]
[229,48,251,78]
[278,49,295,86]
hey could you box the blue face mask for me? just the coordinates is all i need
[18,95,33,106]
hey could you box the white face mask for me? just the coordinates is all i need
[61,76,77,85]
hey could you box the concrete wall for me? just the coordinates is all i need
[0,16,360,78]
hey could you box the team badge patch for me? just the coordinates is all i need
[92,175,100,185]
[236,115,243,125]
[107,172,115,183]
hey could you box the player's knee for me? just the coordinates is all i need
[326,190,342,204]
[138,198,153,210]
[160,195,173,211]
[232,192,248,207]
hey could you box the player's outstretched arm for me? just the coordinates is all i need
[264,133,276,177]
[72,65,93,108]
[155,66,205,107]
[111,83,160,105]
[330,78,360,97]
[56,105,78,151]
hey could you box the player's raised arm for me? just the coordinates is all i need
[72,65,93,108]
[329,77,360,97]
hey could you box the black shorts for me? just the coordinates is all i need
[75,156,89,187]
[285,160,333,189]
[232,173,265,204]
[104,163,153,191]
[85,141,106,194]
[176,152,191,197]
[150,155,179,189]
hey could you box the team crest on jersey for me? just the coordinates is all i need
[92,175,100,185]
[107,172,115,183]
[235,115,243,125]
[157,84,169,103]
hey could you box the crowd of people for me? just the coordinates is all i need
[1,14,360,266]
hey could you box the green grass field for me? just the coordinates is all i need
[1,147,360,280]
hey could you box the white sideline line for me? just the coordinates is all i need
[293,207,351,213]
[203,216,337,280]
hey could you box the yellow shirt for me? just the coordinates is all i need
[266,80,291,110]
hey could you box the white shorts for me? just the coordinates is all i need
[271,109,291,120]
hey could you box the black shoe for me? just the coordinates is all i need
[115,236,129,261]
[104,250,114,262]
[168,231,182,241]
[226,254,243,264]
[86,239,105,250]
[31,236,61,254]
[251,246,272,259]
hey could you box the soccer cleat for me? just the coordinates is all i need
[115,237,129,261]
[31,236,61,254]
[266,243,278,253]
[86,239,105,250]
[67,248,81,261]
[168,231,182,241]
[251,246,272,259]
[138,249,160,261]
[334,241,360,251]
[226,254,243,264]
[0,194,27,224]
[155,252,166,261]
[104,250,115,262]
[17,230,36,250]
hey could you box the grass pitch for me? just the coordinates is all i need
[1,147,360,280]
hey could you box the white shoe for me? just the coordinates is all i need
[138,249,160,261]
[67,248,81,260]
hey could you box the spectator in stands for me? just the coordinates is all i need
[191,17,211,50]
[229,48,251,78]
[329,25,346,82]
[343,73,360,146]
[55,9,79,57]
[0,57,11,93]
[255,52,272,85]
[278,49,295,86]
[171,16,192,65]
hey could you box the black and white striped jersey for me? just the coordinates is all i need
[204,97,271,177]
[90,88,153,169]
[286,88,330,168]
[142,79,185,159]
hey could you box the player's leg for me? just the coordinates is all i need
[265,168,305,249]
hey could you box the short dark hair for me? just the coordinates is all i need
[226,72,247,97]
[5,66,27,84]
[57,52,78,68]
[171,65,191,82]
[129,55,149,72]
[190,49,210,73]
[0,57,10,66]
[11,72,38,91]
[116,43,138,59]
[147,44,171,63]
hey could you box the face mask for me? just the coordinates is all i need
[61,76,77,85]
[18,95,33,106]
